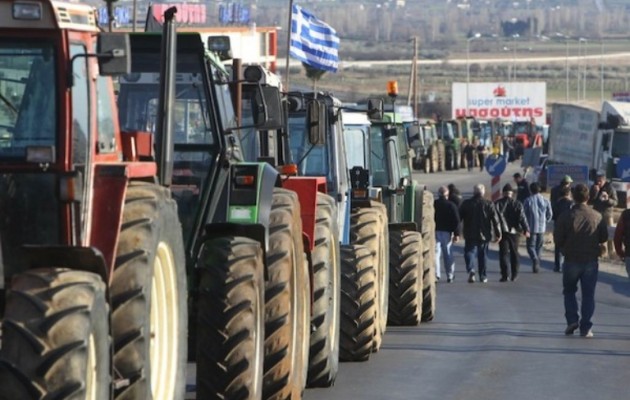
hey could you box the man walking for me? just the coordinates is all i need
[513,172,531,203]
[613,208,630,279]
[552,186,573,272]
[523,182,552,273]
[494,184,530,282]
[589,173,617,257]
[434,186,461,283]
[550,175,572,206]
[459,184,502,283]
[554,184,608,337]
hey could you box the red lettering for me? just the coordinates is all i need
[479,109,488,118]
[501,108,510,118]
[490,108,499,117]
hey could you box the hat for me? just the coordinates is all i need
[562,175,573,183]
[502,183,514,193]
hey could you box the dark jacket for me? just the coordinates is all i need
[554,203,608,263]
[588,181,617,218]
[550,183,571,206]
[614,209,630,258]
[448,191,462,208]
[552,197,573,222]
[515,179,531,203]
[435,196,460,235]
[459,194,502,243]
[494,196,529,234]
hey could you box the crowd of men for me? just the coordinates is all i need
[433,171,625,338]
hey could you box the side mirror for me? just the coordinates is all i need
[97,33,131,76]
[406,125,422,148]
[367,98,383,121]
[307,100,326,145]
[384,127,398,138]
[241,84,268,126]
[399,177,409,188]
[259,86,283,130]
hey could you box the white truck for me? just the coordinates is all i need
[549,101,630,207]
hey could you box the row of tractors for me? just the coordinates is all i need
[0,1,437,399]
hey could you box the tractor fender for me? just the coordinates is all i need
[281,176,327,252]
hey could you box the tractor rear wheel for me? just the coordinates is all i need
[263,188,310,400]
[339,244,376,362]
[387,230,424,326]
[350,202,388,352]
[111,182,187,400]
[307,193,340,388]
[195,236,265,399]
[0,269,109,400]
[418,190,437,322]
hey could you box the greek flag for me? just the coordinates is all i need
[289,4,340,72]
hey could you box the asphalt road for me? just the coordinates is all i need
[304,162,630,400]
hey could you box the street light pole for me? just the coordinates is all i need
[601,40,604,103]
[565,39,569,102]
[577,39,581,101]
[466,33,481,117]
[583,38,588,101]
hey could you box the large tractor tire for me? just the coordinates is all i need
[429,145,439,173]
[0,269,110,400]
[339,244,376,362]
[350,201,388,353]
[437,141,446,172]
[111,182,187,400]
[263,188,310,400]
[416,189,437,322]
[387,230,424,326]
[423,155,431,174]
[195,236,265,399]
[307,193,341,388]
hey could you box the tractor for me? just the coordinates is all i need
[285,92,388,360]
[0,2,187,399]
[361,85,438,326]
[116,25,312,400]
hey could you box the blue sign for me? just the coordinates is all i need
[616,156,630,182]
[485,154,507,177]
[547,165,589,188]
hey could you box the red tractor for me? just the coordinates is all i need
[0,2,187,398]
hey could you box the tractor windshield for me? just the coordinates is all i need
[0,39,56,159]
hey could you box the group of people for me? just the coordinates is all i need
[434,172,617,338]
[461,139,488,172]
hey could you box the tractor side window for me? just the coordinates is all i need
[344,126,367,169]
[96,76,116,153]
[370,126,388,186]
[70,44,89,165]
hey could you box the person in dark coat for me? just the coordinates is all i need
[434,186,461,282]
[588,173,617,258]
[494,184,530,282]
[463,140,475,172]
[513,172,531,203]
[554,183,608,337]
[552,186,574,272]
[447,183,463,208]
[550,175,573,206]
[459,184,502,283]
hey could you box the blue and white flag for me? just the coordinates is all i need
[289,4,340,73]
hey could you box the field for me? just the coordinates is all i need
[283,37,630,118]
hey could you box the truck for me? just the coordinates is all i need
[547,102,630,205]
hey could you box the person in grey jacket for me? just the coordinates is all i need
[523,182,553,273]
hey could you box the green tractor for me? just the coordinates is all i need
[117,26,310,400]
[362,103,438,325]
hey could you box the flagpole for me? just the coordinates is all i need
[284,0,294,91]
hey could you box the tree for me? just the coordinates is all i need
[303,62,326,92]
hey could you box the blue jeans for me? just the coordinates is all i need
[563,260,598,334]
[435,231,454,280]
[554,245,564,271]
[464,241,489,279]
[526,233,544,263]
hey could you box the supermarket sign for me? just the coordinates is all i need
[452,82,546,126]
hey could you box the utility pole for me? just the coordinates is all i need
[412,36,419,119]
